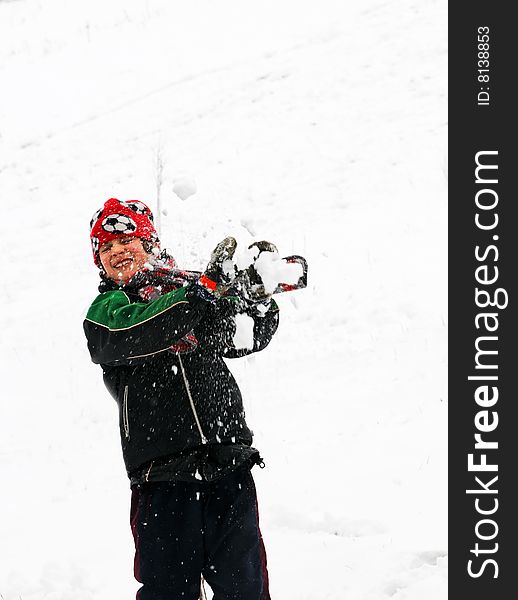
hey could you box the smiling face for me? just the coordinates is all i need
[98,236,151,283]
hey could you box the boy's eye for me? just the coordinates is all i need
[100,244,112,253]
[121,237,135,245]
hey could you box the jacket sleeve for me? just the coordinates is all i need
[223,299,280,358]
[194,297,278,359]
[83,284,210,366]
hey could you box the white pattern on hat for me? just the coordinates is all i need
[101,213,137,234]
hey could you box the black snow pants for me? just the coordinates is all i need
[130,466,270,600]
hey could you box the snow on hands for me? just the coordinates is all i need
[222,259,236,281]
[234,242,302,293]
[253,249,303,294]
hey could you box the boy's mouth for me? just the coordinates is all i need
[112,257,134,269]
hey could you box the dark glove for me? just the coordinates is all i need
[198,236,237,295]
[249,240,278,256]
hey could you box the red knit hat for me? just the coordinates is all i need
[89,198,158,266]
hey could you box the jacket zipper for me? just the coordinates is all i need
[123,385,130,441]
[177,353,208,444]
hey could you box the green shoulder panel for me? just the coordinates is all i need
[85,286,189,331]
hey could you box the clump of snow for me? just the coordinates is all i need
[233,243,258,272]
[222,258,236,280]
[230,241,303,293]
[172,176,197,201]
[232,313,255,350]
[253,251,303,294]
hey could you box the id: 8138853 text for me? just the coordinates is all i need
[477,26,490,106]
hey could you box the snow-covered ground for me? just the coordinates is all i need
[0,1,447,598]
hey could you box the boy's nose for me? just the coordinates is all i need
[111,240,126,252]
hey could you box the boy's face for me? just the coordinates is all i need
[99,236,150,283]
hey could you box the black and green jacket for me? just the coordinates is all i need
[83,279,279,479]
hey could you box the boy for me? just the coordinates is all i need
[84,198,278,599]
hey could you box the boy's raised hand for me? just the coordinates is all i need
[237,240,278,304]
[198,237,237,295]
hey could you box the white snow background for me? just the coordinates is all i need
[0,0,447,598]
